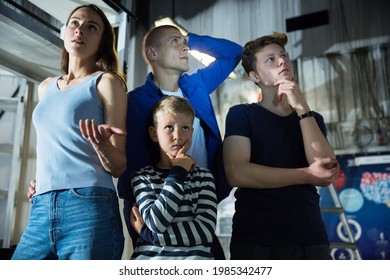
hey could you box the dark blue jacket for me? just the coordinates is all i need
[117,33,242,203]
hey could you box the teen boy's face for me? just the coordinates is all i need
[150,112,194,159]
[252,43,294,86]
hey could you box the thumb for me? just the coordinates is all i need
[109,126,126,136]
[132,206,141,218]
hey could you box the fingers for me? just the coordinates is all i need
[176,144,187,157]
[273,79,305,107]
[132,206,141,218]
[129,207,136,222]
[27,179,36,200]
[80,120,124,145]
[130,205,144,235]
[274,79,294,102]
[274,78,294,87]
[178,139,191,155]
[172,153,196,172]
[316,157,339,169]
[167,140,196,171]
[166,140,190,160]
[130,206,138,224]
[79,119,101,144]
[309,158,340,186]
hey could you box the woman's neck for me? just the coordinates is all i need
[66,65,98,84]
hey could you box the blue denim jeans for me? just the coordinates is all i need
[12,187,124,260]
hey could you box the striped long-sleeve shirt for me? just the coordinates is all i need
[130,165,217,260]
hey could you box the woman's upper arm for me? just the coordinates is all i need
[97,73,127,151]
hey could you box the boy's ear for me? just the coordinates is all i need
[148,126,158,142]
[145,46,157,61]
[248,71,260,84]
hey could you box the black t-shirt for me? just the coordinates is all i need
[224,103,329,246]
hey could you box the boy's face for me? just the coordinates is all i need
[250,43,294,86]
[149,112,194,159]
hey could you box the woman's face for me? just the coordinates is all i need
[252,43,294,86]
[64,7,104,59]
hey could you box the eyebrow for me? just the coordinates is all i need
[170,35,187,43]
[69,16,102,28]
[170,35,181,40]
[264,50,287,57]
[262,53,275,59]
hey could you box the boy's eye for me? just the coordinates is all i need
[165,125,174,131]
[182,126,190,132]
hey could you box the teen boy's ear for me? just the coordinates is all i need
[249,71,260,83]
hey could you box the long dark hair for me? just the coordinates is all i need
[60,4,125,83]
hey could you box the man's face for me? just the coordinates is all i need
[154,28,190,74]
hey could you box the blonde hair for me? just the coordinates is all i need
[151,96,195,126]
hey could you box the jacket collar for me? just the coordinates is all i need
[145,72,188,98]
[145,73,164,97]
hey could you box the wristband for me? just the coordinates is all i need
[298,111,315,121]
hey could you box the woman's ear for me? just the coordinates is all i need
[248,71,260,84]
[148,126,158,142]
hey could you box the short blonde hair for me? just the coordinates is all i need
[151,96,195,126]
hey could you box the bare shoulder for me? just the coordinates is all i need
[37,76,54,99]
[98,72,126,93]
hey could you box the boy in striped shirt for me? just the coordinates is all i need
[130,95,217,259]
